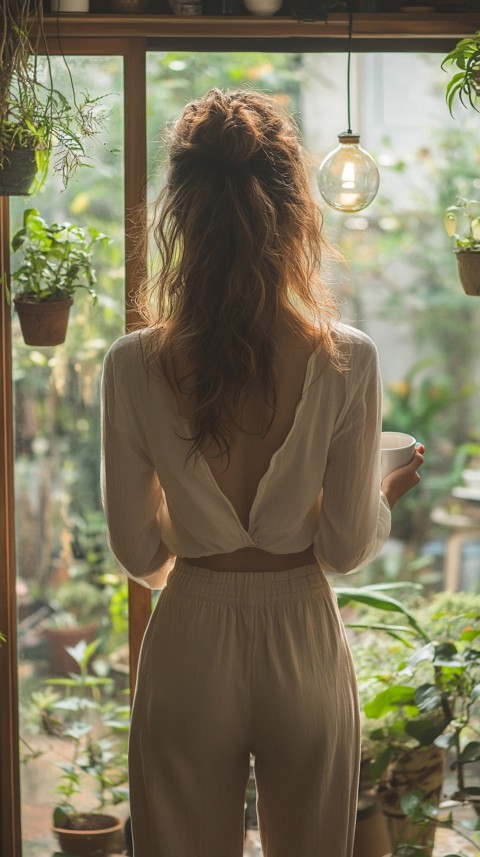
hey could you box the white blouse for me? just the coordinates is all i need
[101,323,391,590]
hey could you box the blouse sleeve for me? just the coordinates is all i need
[313,344,391,575]
[100,348,172,590]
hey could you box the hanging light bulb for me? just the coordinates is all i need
[318,132,379,212]
[317,11,380,213]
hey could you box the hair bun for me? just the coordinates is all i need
[181,89,263,168]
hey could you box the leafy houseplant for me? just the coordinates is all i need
[37,639,129,855]
[444,197,480,297]
[334,584,480,857]
[0,0,109,195]
[441,31,480,117]
[10,208,109,346]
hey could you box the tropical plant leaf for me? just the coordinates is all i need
[334,587,429,640]
[364,685,416,718]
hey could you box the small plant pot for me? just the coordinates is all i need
[377,746,445,857]
[456,250,480,296]
[353,793,391,857]
[42,622,99,675]
[14,297,74,346]
[52,812,124,856]
[0,149,37,196]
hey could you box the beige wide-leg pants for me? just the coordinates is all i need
[128,560,361,857]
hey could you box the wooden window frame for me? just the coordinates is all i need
[0,17,475,855]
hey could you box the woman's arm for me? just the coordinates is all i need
[313,344,391,575]
[100,348,172,590]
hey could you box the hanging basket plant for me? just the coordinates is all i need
[0,0,111,196]
[441,30,480,116]
[9,208,109,346]
[443,196,480,296]
[0,148,38,196]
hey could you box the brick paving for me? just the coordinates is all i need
[21,738,478,857]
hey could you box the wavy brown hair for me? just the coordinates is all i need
[137,88,340,458]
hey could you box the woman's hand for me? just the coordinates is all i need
[381,444,425,511]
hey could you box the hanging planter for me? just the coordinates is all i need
[13,297,73,346]
[10,209,109,347]
[456,250,480,296]
[441,30,480,116]
[444,196,480,296]
[0,148,37,196]
[1,0,111,196]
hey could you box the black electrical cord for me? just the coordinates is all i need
[347,9,353,133]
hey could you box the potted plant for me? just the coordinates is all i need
[441,31,480,117]
[42,579,109,675]
[10,208,109,346]
[334,584,480,857]
[0,0,109,195]
[443,197,480,297]
[37,639,130,855]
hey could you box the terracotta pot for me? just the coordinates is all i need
[353,793,391,857]
[52,812,124,856]
[456,250,480,296]
[377,746,445,857]
[0,149,37,196]
[42,622,99,675]
[14,297,74,346]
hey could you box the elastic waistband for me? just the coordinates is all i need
[166,559,329,605]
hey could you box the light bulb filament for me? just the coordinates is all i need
[341,161,356,189]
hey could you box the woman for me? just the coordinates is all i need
[101,88,424,857]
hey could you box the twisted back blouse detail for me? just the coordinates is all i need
[101,323,391,590]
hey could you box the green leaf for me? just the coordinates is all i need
[64,723,92,740]
[405,716,450,746]
[401,789,425,816]
[334,587,429,640]
[404,643,436,674]
[53,805,72,828]
[370,746,392,779]
[434,642,458,660]
[364,685,416,718]
[459,628,480,642]
[456,741,480,764]
[465,648,480,662]
[11,229,27,252]
[414,684,444,712]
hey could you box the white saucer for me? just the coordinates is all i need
[452,487,480,503]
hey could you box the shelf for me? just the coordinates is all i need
[41,12,479,41]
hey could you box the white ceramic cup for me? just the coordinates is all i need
[381,431,416,481]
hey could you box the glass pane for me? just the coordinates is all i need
[10,55,130,857]
[147,50,480,589]
[145,51,480,857]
